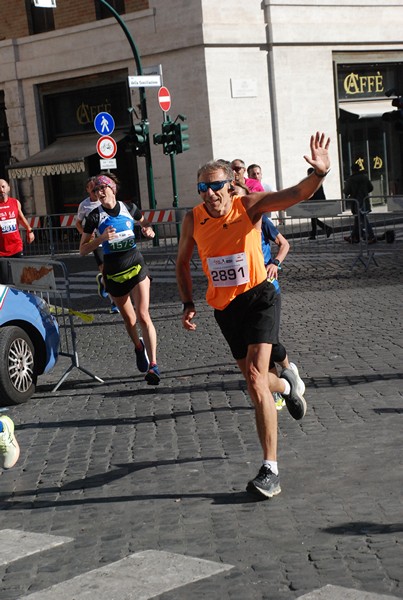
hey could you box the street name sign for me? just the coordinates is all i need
[128,75,161,88]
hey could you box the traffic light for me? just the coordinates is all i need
[153,119,190,155]
[130,120,149,156]
[382,96,403,131]
[174,122,190,154]
[153,121,177,155]
[162,121,177,155]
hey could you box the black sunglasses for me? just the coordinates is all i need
[197,180,232,193]
[232,166,245,172]
[93,184,108,193]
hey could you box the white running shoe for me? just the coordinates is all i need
[280,367,307,421]
[289,362,305,395]
[0,415,20,469]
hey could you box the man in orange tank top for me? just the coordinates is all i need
[176,132,331,499]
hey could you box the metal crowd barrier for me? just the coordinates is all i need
[20,209,183,260]
[276,197,402,270]
[1,257,104,392]
[18,200,401,270]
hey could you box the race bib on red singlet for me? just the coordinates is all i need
[0,218,18,234]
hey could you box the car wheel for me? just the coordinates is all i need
[0,326,37,405]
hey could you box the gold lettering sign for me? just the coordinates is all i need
[353,157,383,172]
[343,71,384,95]
[355,158,365,171]
[373,156,383,169]
[76,100,113,125]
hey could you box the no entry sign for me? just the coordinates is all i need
[96,135,117,160]
[158,86,171,112]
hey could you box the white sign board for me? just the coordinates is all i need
[33,0,57,6]
[143,64,163,78]
[128,75,161,88]
[230,78,257,98]
[100,159,117,170]
[286,201,342,218]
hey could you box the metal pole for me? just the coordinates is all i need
[98,0,157,210]
[169,151,181,241]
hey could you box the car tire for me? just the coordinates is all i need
[0,326,37,405]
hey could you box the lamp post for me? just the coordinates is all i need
[34,0,157,210]
[98,0,156,210]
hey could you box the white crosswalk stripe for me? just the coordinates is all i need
[1,531,399,599]
[298,585,402,599]
[20,550,232,599]
[0,529,73,566]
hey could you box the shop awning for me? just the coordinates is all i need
[6,131,127,179]
[339,100,392,120]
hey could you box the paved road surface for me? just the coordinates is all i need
[0,249,402,600]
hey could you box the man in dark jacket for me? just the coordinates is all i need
[343,163,375,243]
[307,167,333,240]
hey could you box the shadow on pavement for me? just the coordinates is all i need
[0,457,267,508]
[323,521,403,535]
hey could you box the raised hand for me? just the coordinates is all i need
[304,132,331,175]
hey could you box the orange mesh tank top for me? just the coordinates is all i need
[192,196,266,310]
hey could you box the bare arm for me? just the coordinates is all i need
[266,232,289,279]
[176,211,197,331]
[76,219,84,235]
[79,226,115,256]
[137,215,155,239]
[79,231,100,256]
[273,232,289,263]
[76,219,84,234]
[246,132,331,222]
[16,200,35,243]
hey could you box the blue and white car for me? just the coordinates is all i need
[0,284,59,405]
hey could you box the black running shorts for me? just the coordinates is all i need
[214,280,278,360]
[103,248,149,297]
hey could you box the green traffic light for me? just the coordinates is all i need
[174,122,190,154]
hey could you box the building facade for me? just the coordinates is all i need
[1,0,403,215]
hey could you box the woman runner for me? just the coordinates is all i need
[79,174,160,385]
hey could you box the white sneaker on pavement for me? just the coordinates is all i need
[0,416,20,469]
[289,362,306,395]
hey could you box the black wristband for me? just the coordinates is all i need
[314,169,330,178]
[183,301,195,312]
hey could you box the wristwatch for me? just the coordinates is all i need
[182,301,195,312]
[272,259,281,267]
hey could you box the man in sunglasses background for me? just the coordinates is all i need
[231,158,265,193]
[176,132,331,499]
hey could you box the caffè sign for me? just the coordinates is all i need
[337,64,398,100]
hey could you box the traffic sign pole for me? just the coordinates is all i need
[98,0,157,212]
